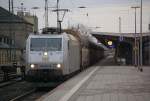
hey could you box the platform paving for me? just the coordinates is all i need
[69,66,150,101]
[37,60,150,101]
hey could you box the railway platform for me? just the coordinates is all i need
[37,62,150,101]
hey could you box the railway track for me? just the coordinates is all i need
[9,86,58,101]
[0,81,34,101]
[0,77,22,88]
[12,89,48,101]
[9,89,36,101]
[0,80,61,101]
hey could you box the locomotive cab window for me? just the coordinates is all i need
[30,38,62,51]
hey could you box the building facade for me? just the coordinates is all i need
[17,11,38,33]
[0,7,34,65]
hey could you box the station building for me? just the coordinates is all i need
[0,7,36,65]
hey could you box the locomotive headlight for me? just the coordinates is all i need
[30,64,35,69]
[44,52,48,56]
[57,64,61,69]
[108,41,113,46]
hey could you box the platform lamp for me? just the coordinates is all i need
[131,6,140,68]
[139,0,143,72]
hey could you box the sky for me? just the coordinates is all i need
[0,0,150,33]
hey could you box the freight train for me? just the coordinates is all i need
[25,28,107,86]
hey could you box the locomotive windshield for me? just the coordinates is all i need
[30,38,62,51]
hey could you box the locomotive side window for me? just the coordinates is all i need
[30,38,62,51]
